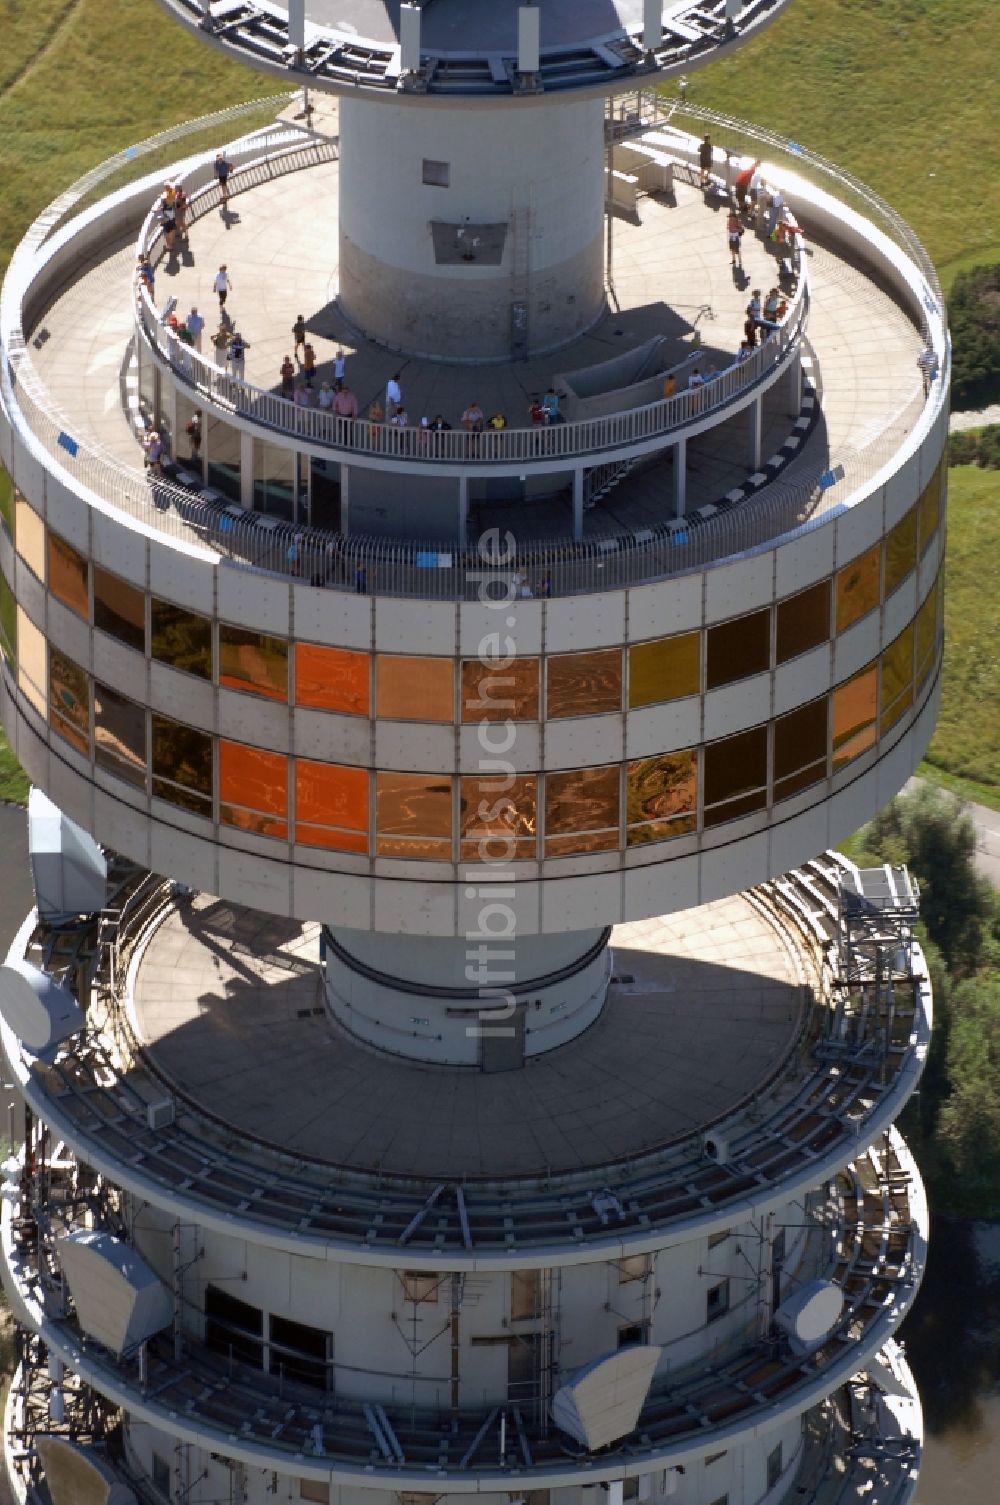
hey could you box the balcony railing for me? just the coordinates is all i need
[0,1127,924,1485]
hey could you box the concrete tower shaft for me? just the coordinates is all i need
[338,94,607,359]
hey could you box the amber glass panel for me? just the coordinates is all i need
[546,650,623,719]
[884,507,918,599]
[94,567,145,653]
[219,624,287,701]
[152,600,213,680]
[915,581,938,681]
[0,466,13,538]
[706,610,770,690]
[95,683,147,788]
[295,761,368,851]
[49,648,89,754]
[152,714,213,812]
[774,760,827,803]
[776,580,831,665]
[16,607,46,715]
[47,533,89,619]
[296,644,370,716]
[376,772,453,859]
[461,658,540,722]
[220,740,288,822]
[835,546,881,633]
[376,656,453,722]
[14,493,44,578]
[626,750,697,845]
[774,699,828,782]
[880,625,914,714]
[0,568,15,665]
[628,634,700,708]
[544,765,620,854]
[460,775,537,861]
[832,666,877,768]
[704,726,768,807]
[918,460,944,554]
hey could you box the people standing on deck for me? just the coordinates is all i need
[698,133,713,188]
[214,151,232,204]
[727,209,743,266]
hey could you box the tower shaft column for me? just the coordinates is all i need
[337,95,607,360]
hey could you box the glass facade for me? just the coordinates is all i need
[884,507,918,599]
[48,647,89,754]
[706,610,770,689]
[461,658,540,722]
[151,714,213,814]
[94,683,147,788]
[375,772,453,859]
[220,741,288,837]
[47,533,89,619]
[546,650,622,719]
[296,644,370,716]
[460,774,537,861]
[0,566,15,665]
[219,624,288,701]
[545,765,620,855]
[13,494,44,579]
[15,607,46,716]
[626,751,697,845]
[295,760,368,851]
[95,568,146,653]
[776,581,830,665]
[152,600,212,679]
[0,464,13,538]
[628,634,700,708]
[703,727,768,826]
[836,545,881,633]
[377,656,454,722]
[832,665,877,769]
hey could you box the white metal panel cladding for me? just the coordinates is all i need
[551,1344,662,1448]
[56,1230,173,1358]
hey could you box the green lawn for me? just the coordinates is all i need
[922,465,1000,805]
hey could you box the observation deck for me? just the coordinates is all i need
[155,1,796,102]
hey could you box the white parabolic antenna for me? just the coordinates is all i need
[773,1278,844,1351]
[551,1343,662,1449]
[0,961,84,1058]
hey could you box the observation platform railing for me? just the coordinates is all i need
[0,100,947,601]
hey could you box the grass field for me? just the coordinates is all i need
[922,465,1000,803]
[0,0,998,803]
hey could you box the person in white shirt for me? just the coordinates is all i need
[213,265,231,311]
[317,383,336,411]
[386,373,402,416]
[334,351,347,388]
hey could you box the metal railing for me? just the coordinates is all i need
[135,156,809,467]
[2,100,945,602]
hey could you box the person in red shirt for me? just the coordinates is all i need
[734,159,760,213]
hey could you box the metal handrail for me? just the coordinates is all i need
[1,99,946,601]
[134,153,809,468]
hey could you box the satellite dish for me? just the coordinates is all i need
[0,961,84,1059]
[551,1344,662,1450]
[773,1278,844,1352]
[36,1437,137,1505]
[28,788,107,922]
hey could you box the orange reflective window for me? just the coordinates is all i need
[626,750,697,845]
[832,666,877,768]
[776,580,831,664]
[836,546,881,633]
[884,507,918,598]
[546,650,623,719]
[461,658,540,722]
[544,765,620,855]
[376,772,453,859]
[219,624,288,701]
[377,656,454,722]
[47,533,88,618]
[295,759,368,842]
[295,644,370,716]
[459,774,537,861]
[628,634,701,707]
[706,610,771,689]
[220,741,288,816]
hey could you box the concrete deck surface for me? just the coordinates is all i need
[132,892,805,1179]
[29,153,924,543]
